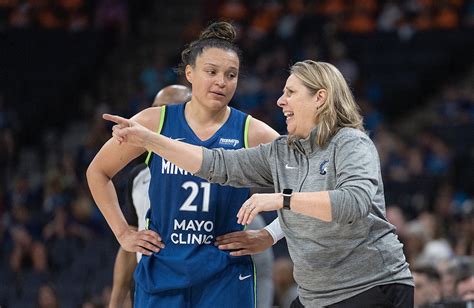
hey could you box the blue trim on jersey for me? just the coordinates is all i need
[135,103,252,293]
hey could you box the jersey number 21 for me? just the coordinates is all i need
[179,181,211,212]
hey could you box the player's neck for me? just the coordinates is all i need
[185,101,230,141]
[185,100,230,125]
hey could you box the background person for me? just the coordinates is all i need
[412,264,442,307]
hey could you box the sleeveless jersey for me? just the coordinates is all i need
[134,103,253,293]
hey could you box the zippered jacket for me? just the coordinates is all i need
[197,127,414,307]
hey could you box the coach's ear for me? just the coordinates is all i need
[185,65,193,84]
[314,89,327,111]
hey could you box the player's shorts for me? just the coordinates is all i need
[134,260,256,308]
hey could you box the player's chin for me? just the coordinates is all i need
[209,98,230,110]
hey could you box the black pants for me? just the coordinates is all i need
[290,284,414,308]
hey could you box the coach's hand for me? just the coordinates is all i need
[103,114,152,149]
[118,228,164,256]
[215,229,273,256]
[237,193,282,225]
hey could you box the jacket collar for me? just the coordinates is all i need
[290,126,319,155]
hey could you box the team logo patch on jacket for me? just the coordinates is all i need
[319,160,329,175]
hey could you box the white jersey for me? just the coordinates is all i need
[131,167,151,262]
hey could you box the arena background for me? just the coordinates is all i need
[0,0,473,307]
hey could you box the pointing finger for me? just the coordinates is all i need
[103,113,130,126]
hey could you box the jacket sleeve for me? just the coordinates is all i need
[328,134,380,224]
[195,143,274,188]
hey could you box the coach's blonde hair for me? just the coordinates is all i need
[290,60,364,146]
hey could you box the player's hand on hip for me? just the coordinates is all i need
[103,113,152,148]
[118,229,164,256]
[215,229,273,256]
[237,193,282,225]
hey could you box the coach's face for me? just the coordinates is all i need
[277,74,326,139]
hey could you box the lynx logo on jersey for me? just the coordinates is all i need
[219,138,240,147]
[162,158,190,175]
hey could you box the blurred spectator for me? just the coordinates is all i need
[275,0,304,40]
[317,0,346,17]
[42,206,68,241]
[378,0,403,31]
[94,0,128,38]
[404,219,430,264]
[248,1,282,39]
[75,111,111,181]
[9,226,34,272]
[30,241,49,273]
[415,131,451,176]
[217,0,248,22]
[139,54,174,101]
[433,2,459,29]
[328,41,359,86]
[42,170,68,215]
[465,0,474,26]
[344,6,375,33]
[413,264,442,307]
[417,238,454,266]
[413,6,433,31]
[0,128,15,190]
[386,205,408,240]
[436,85,468,124]
[437,257,466,300]
[68,186,103,240]
[358,99,383,134]
[35,4,63,29]
[127,82,151,116]
[8,2,30,28]
[273,257,297,308]
[6,0,96,30]
[456,270,474,301]
[37,284,59,308]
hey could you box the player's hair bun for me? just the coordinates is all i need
[199,22,236,43]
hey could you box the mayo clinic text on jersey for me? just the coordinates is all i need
[171,219,214,245]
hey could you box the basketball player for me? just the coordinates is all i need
[87,22,279,307]
[110,86,276,308]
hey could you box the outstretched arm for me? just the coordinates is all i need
[104,113,204,174]
[104,113,275,187]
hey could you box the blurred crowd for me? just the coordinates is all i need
[199,0,474,45]
[0,0,128,34]
[1,0,473,307]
